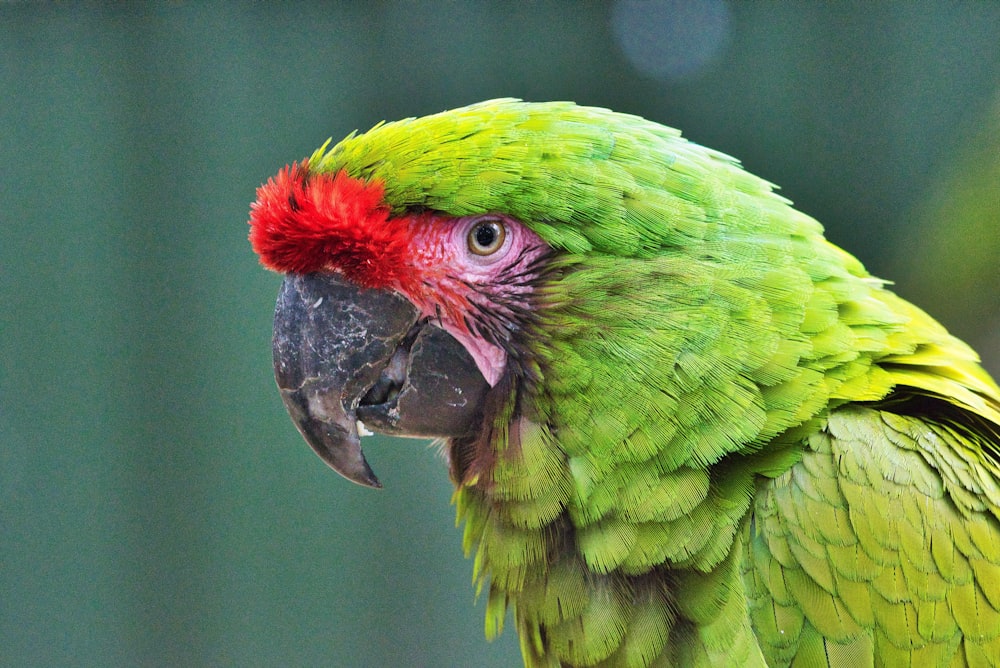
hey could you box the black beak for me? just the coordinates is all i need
[272,273,489,487]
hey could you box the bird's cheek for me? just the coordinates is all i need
[413,290,509,387]
[443,327,507,387]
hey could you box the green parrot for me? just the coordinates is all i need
[249,99,1000,667]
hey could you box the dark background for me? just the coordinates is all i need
[3,3,998,666]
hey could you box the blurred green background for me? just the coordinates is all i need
[3,3,998,666]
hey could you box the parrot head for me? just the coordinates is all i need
[248,98,818,489]
[252,197,554,488]
[249,102,579,487]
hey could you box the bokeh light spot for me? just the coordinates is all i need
[612,0,731,81]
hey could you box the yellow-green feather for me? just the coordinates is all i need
[314,100,1000,666]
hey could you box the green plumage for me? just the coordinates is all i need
[313,100,1000,666]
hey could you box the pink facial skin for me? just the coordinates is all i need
[398,213,551,386]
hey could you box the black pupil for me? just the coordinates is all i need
[475,223,498,248]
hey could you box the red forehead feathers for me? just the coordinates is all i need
[248,162,410,288]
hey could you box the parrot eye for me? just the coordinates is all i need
[467,217,507,256]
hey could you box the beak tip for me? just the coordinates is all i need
[308,433,384,488]
[333,456,383,489]
[283,397,385,489]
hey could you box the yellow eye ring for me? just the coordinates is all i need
[467,218,507,256]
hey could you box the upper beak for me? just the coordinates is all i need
[271,273,489,487]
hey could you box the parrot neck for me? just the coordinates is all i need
[449,249,854,664]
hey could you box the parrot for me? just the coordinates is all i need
[248,99,1000,667]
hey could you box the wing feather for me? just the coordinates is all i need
[750,404,1000,666]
